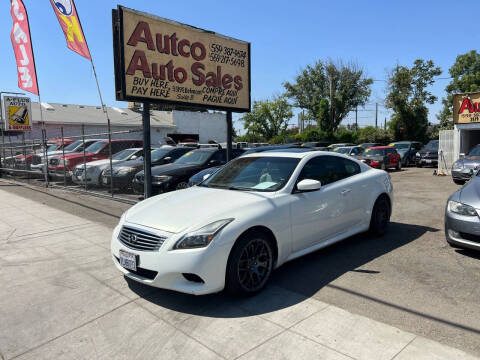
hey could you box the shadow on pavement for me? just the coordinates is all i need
[456,248,480,260]
[128,221,439,318]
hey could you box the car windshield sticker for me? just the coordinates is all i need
[252,182,277,190]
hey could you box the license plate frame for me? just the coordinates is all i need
[119,249,137,271]
[425,159,432,164]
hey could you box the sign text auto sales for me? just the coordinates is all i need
[113,7,250,112]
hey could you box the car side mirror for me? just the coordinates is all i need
[164,156,172,163]
[459,153,465,159]
[296,179,322,192]
[130,155,138,160]
[203,173,211,181]
[209,159,221,166]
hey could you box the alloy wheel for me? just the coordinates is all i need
[176,181,188,190]
[237,238,272,292]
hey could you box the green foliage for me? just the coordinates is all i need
[386,59,441,142]
[438,50,480,129]
[284,60,373,132]
[240,96,293,141]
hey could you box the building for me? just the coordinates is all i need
[5,102,227,145]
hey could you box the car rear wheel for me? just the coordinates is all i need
[453,179,465,185]
[226,232,274,296]
[369,195,390,237]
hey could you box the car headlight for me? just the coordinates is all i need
[452,161,463,170]
[116,167,136,175]
[416,152,420,157]
[448,200,477,216]
[152,175,172,183]
[173,219,234,250]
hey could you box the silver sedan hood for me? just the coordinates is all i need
[459,176,480,208]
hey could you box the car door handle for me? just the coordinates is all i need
[341,189,352,196]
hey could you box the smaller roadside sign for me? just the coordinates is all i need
[3,96,32,131]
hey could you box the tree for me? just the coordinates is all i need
[386,59,441,141]
[284,60,373,132]
[438,50,480,129]
[240,96,293,141]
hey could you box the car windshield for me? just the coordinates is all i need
[112,148,138,160]
[467,147,480,156]
[46,144,59,152]
[151,148,172,162]
[175,150,214,165]
[392,143,409,150]
[63,140,82,151]
[365,148,384,156]
[85,141,106,154]
[424,140,439,151]
[202,156,300,192]
[334,148,350,154]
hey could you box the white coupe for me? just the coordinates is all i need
[111,150,393,295]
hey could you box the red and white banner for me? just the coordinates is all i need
[50,0,91,59]
[10,0,39,95]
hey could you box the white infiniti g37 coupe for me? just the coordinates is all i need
[111,150,393,295]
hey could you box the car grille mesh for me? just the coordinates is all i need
[49,158,60,166]
[118,226,166,251]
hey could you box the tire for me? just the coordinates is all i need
[405,158,410,167]
[396,161,402,171]
[416,162,422,168]
[369,195,391,237]
[453,179,465,185]
[226,232,274,296]
[176,181,188,190]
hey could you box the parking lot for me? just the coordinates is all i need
[0,167,479,359]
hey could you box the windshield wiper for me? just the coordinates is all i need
[228,186,255,191]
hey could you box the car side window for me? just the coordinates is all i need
[210,150,227,163]
[232,149,245,158]
[298,156,360,186]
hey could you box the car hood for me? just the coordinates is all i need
[63,152,95,160]
[459,176,480,208]
[149,163,202,176]
[125,186,272,233]
[462,157,480,169]
[112,158,143,170]
[84,158,123,168]
[360,155,384,161]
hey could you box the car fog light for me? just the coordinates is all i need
[448,229,460,238]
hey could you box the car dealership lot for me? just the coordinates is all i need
[0,168,479,359]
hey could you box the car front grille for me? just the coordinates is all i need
[74,168,84,176]
[118,226,166,251]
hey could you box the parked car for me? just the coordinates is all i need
[48,139,142,178]
[359,143,383,150]
[327,143,356,151]
[14,138,74,169]
[333,146,364,159]
[451,145,480,185]
[187,166,223,187]
[415,140,439,168]
[30,139,102,174]
[243,144,303,155]
[102,146,192,190]
[302,141,330,148]
[111,151,393,295]
[132,148,245,195]
[72,147,145,187]
[389,141,423,167]
[445,171,480,251]
[360,146,401,170]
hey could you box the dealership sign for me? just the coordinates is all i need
[112,6,251,112]
[453,92,480,124]
[3,96,32,131]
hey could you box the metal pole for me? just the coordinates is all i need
[82,124,87,192]
[21,133,26,178]
[143,103,152,199]
[226,111,233,162]
[355,106,358,130]
[38,97,49,187]
[329,76,334,132]
[375,102,378,128]
[8,134,15,181]
[61,127,66,187]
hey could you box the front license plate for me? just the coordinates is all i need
[425,159,432,164]
[119,250,137,271]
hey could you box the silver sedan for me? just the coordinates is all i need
[445,173,480,251]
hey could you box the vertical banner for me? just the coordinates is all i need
[4,96,32,131]
[50,0,91,59]
[10,0,39,95]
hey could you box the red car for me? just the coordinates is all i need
[359,146,401,170]
[48,139,142,177]
[14,138,75,168]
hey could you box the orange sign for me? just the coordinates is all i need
[453,92,480,124]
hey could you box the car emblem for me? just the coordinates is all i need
[130,234,138,243]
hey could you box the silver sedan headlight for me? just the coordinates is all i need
[448,200,477,216]
[452,161,463,170]
[152,175,172,183]
[116,167,136,175]
[173,219,234,250]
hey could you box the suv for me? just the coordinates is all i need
[390,141,423,167]
[48,139,142,178]
[133,148,244,195]
[415,140,438,167]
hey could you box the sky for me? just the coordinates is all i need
[1,0,479,133]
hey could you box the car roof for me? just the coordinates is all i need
[242,150,333,159]
[369,146,391,149]
[266,148,313,153]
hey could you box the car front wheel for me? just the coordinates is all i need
[396,161,402,171]
[369,196,390,236]
[453,179,465,185]
[226,232,274,296]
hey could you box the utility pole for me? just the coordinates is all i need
[375,102,378,128]
[329,76,334,132]
[384,117,386,130]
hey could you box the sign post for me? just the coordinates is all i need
[143,102,152,198]
[112,6,251,197]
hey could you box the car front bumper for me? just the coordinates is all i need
[101,173,135,189]
[445,208,480,251]
[416,157,438,166]
[110,223,229,295]
[451,169,474,181]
